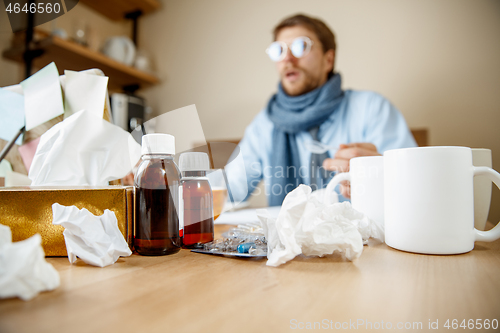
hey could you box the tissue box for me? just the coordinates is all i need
[0,186,134,256]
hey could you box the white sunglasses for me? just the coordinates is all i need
[266,36,314,62]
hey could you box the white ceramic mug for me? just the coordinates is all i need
[325,156,384,230]
[472,148,493,231]
[384,146,500,255]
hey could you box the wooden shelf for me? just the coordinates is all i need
[79,0,161,21]
[2,35,159,90]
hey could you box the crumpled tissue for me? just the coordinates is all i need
[258,185,384,267]
[29,109,141,186]
[52,203,132,267]
[0,224,60,301]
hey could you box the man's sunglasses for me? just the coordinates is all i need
[266,36,314,62]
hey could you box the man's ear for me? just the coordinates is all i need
[324,49,335,73]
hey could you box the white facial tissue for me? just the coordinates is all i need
[0,224,60,301]
[258,185,383,267]
[52,203,132,267]
[29,109,141,186]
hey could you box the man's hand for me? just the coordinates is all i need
[322,143,381,198]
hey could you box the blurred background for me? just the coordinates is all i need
[1,0,499,222]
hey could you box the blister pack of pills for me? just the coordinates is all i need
[191,223,267,258]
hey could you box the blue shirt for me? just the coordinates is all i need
[225,89,417,204]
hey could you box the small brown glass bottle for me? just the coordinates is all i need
[179,152,214,248]
[134,134,181,256]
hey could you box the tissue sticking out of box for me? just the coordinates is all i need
[0,224,60,301]
[257,184,384,267]
[52,203,132,267]
[29,109,141,186]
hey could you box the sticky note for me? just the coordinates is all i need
[64,70,109,119]
[0,159,13,179]
[21,62,64,131]
[18,137,40,172]
[0,88,25,145]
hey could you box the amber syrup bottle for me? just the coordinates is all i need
[179,152,214,248]
[134,134,181,256]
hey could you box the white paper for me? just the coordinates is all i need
[0,88,25,144]
[215,207,281,225]
[5,171,32,187]
[257,185,384,267]
[0,225,60,301]
[29,110,141,186]
[6,68,112,122]
[52,203,132,267]
[63,70,109,119]
[1,159,31,186]
[3,83,24,95]
[0,160,13,180]
[20,62,64,131]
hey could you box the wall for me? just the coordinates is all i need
[1,0,499,223]
[0,9,23,86]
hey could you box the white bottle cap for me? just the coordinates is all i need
[141,134,175,155]
[179,152,210,171]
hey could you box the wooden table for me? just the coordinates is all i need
[1,225,500,333]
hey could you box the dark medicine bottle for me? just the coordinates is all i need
[179,152,214,248]
[134,134,181,256]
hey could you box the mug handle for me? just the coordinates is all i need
[325,172,350,204]
[474,167,500,242]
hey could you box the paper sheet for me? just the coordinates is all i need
[63,70,109,119]
[0,160,13,180]
[20,62,64,131]
[215,207,281,225]
[17,137,40,172]
[0,87,25,144]
[0,160,30,186]
[5,171,32,186]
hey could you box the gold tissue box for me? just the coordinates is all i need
[0,186,134,256]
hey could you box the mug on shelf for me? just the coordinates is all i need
[384,146,500,255]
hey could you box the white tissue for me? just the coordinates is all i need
[258,185,384,267]
[0,224,60,301]
[52,203,132,267]
[29,109,141,186]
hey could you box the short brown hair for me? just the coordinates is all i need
[273,14,336,53]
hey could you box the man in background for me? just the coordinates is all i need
[226,14,416,206]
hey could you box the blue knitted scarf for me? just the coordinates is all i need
[266,73,344,206]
